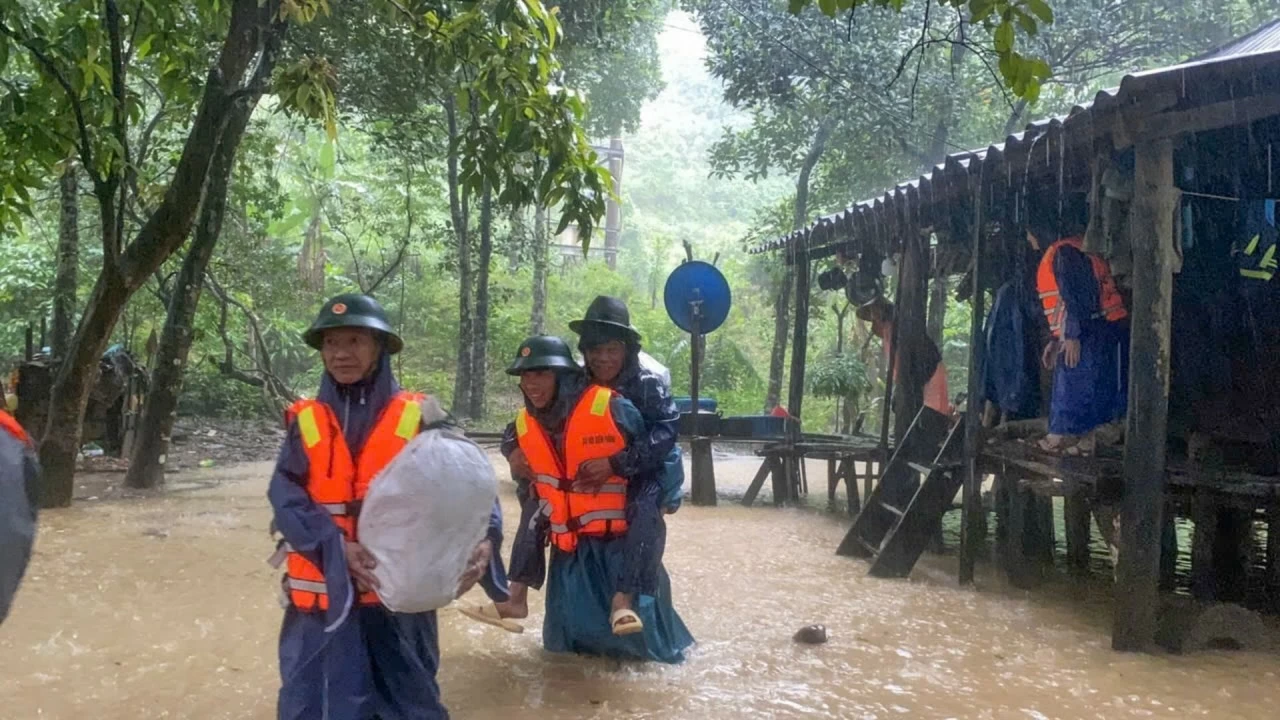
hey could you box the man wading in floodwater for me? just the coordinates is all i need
[0,409,38,625]
[269,293,509,720]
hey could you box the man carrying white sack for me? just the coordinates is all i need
[268,293,510,720]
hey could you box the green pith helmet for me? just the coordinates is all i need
[506,335,578,376]
[303,293,404,354]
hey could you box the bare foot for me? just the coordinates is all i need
[495,584,530,619]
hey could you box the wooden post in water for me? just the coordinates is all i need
[784,234,812,505]
[960,173,987,585]
[1112,137,1175,652]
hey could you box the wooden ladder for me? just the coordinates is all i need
[836,405,965,578]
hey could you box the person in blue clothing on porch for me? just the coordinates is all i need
[1027,202,1131,455]
[487,334,693,662]
[269,293,510,720]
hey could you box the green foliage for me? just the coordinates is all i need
[807,352,871,401]
[786,0,1054,101]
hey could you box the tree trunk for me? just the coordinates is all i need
[531,206,548,335]
[125,81,264,490]
[52,164,80,361]
[469,182,493,419]
[445,96,472,416]
[37,0,286,508]
[507,206,524,272]
[764,267,792,411]
[927,274,947,346]
[767,115,834,413]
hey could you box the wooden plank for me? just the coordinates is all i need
[741,456,773,508]
[1113,137,1175,652]
[960,173,986,585]
[1140,93,1280,144]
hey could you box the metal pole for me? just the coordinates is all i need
[689,292,717,505]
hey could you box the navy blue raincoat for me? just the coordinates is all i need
[0,419,38,625]
[270,354,508,720]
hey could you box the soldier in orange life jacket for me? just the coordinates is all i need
[269,293,510,720]
[1027,201,1130,456]
[0,410,38,625]
[484,335,692,663]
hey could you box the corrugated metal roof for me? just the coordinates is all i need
[753,20,1280,259]
[1193,19,1280,62]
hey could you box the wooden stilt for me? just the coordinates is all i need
[1113,137,1175,652]
[690,438,717,506]
[960,174,987,585]
[1065,491,1093,576]
[1267,505,1280,611]
[1190,491,1218,601]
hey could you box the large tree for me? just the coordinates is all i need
[1,0,612,503]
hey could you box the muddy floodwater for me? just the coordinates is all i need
[3,452,1279,719]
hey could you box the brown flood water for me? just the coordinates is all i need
[2,453,1279,720]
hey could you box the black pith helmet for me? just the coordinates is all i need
[506,335,578,376]
[569,295,641,346]
[303,293,403,354]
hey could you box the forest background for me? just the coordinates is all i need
[1,0,1274,506]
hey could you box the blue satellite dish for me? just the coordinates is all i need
[664,260,732,334]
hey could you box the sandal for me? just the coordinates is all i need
[457,603,525,634]
[610,608,644,636]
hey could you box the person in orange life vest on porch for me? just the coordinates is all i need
[1026,199,1130,456]
[486,335,693,662]
[268,293,509,720]
[0,409,38,625]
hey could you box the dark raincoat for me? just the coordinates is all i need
[500,369,692,662]
[1048,244,1130,436]
[0,420,38,625]
[982,280,1042,421]
[270,354,508,720]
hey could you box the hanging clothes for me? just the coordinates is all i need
[1237,199,1279,282]
[270,354,509,720]
[880,326,951,416]
[1043,241,1130,436]
[982,281,1041,421]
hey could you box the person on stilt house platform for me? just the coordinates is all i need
[856,296,951,516]
[1028,200,1131,457]
[856,296,951,419]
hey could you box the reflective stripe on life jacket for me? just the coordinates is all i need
[280,391,424,612]
[0,410,31,448]
[1036,237,1128,338]
[515,385,628,553]
[1238,199,1278,282]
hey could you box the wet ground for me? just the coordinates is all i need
[3,452,1279,719]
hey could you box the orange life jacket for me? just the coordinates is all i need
[280,391,424,612]
[0,410,31,448]
[1036,237,1128,338]
[515,385,628,553]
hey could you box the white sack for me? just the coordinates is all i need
[358,411,497,613]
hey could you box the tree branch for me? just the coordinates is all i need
[0,20,102,186]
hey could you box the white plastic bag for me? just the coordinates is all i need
[638,350,671,389]
[358,417,497,613]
